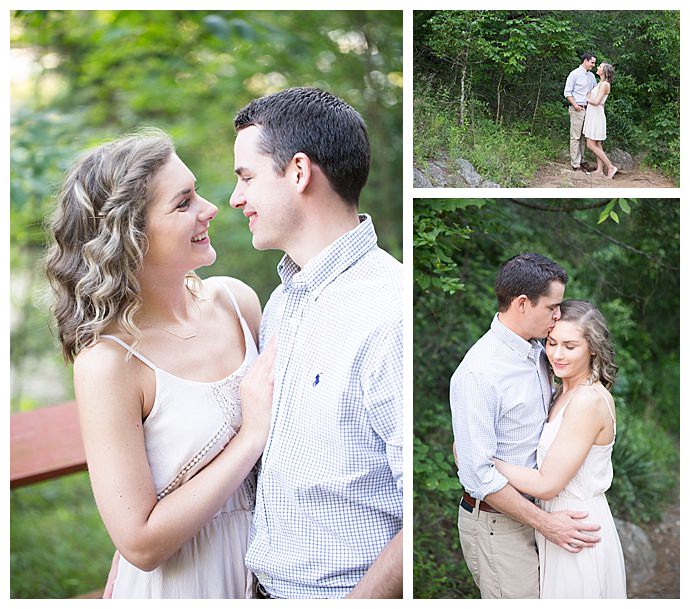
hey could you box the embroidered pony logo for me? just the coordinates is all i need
[313,373,321,387]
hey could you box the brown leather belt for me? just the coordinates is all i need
[461,491,500,514]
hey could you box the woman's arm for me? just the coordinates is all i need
[74,337,275,571]
[347,530,402,598]
[492,390,607,500]
[587,82,610,106]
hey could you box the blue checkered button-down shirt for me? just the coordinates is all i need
[245,214,403,598]
[449,314,552,500]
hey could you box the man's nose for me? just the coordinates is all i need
[229,184,244,208]
[553,306,561,320]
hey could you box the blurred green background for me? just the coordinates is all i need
[10,9,402,598]
[413,199,679,598]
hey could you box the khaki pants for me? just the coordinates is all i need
[569,106,587,168]
[457,501,539,599]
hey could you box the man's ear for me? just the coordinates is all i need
[290,152,312,193]
[515,294,530,312]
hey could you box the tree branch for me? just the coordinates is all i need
[507,199,613,212]
[571,217,679,271]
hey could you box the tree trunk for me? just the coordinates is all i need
[495,72,503,124]
[531,67,544,133]
[459,46,468,126]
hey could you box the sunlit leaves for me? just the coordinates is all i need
[597,198,635,224]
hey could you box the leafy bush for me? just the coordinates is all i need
[609,407,678,523]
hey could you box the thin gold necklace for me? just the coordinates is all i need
[142,297,201,340]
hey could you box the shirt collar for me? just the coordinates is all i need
[276,213,378,296]
[490,313,544,361]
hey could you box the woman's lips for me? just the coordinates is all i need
[191,230,209,244]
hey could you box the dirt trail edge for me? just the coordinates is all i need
[528,159,675,188]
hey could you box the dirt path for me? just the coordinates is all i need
[630,501,680,599]
[528,158,675,188]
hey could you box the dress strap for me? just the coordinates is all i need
[555,383,615,427]
[218,279,243,320]
[554,388,577,420]
[100,335,158,371]
[588,382,617,433]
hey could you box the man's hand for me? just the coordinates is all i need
[537,510,601,553]
[573,103,585,112]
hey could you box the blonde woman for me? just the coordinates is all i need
[492,300,626,598]
[583,62,617,178]
[45,129,275,598]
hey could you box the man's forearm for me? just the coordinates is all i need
[482,484,544,530]
[346,529,403,598]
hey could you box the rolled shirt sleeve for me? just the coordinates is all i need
[564,69,577,99]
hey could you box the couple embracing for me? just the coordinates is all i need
[565,52,618,179]
[46,88,403,598]
[450,253,627,598]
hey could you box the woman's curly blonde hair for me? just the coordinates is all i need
[551,299,618,399]
[45,128,195,362]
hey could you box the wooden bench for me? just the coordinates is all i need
[11,401,104,598]
[10,401,87,488]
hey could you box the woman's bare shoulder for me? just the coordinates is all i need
[566,383,614,421]
[202,276,262,335]
[73,338,143,407]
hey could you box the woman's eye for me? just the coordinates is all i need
[177,198,191,209]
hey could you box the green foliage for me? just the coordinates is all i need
[608,410,678,524]
[413,199,486,294]
[11,474,114,598]
[413,404,477,598]
[597,198,632,224]
[413,435,458,498]
[414,10,680,182]
[413,199,679,598]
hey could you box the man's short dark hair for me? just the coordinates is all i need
[581,52,595,62]
[495,253,568,312]
[234,87,370,206]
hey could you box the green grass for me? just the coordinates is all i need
[413,88,563,188]
[10,473,114,598]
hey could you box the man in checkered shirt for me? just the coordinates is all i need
[230,88,402,598]
[450,254,601,598]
